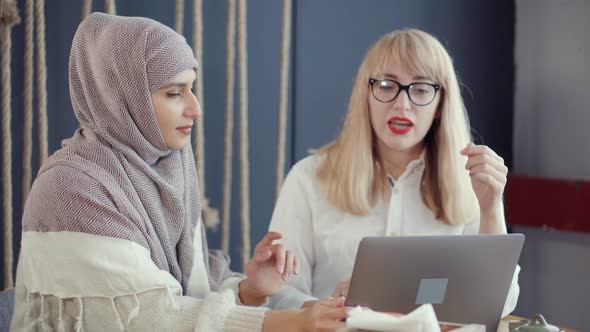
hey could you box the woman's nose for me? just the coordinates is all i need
[185,93,202,119]
[393,89,412,111]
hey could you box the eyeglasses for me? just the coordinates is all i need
[368,78,441,106]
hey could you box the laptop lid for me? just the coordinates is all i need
[344,234,524,332]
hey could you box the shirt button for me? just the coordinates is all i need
[393,188,399,194]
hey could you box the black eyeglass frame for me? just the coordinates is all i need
[368,78,441,106]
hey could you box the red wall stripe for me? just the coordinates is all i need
[504,175,590,233]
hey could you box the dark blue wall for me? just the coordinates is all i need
[1,0,514,283]
[293,1,515,160]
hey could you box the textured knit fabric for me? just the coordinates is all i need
[11,230,264,332]
[269,154,520,317]
[11,13,267,331]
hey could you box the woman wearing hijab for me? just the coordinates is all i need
[11,13,346,331]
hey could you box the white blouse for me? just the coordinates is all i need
[268,154,519,317]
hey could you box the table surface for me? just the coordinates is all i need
[345,315,578,332]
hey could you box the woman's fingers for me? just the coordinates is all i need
[301,298,348,331]
[324,306,348,319]
[470,172,504,192]
[252,241,300,279]
[314,303,348,329]
[317,296,345,307]
[252,246,272,262]
[461,143,503,164]
[252,232,283,264]
[254,232,282,253]
[469,163,506,185]
[270,243,286,274]
[282,249,294,280]
[251,232,301,279]
[464,153,508,175]
[332,278,351,297]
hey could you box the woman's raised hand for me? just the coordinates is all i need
[240,232,298,305]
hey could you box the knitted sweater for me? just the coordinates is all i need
[11,13,267,331]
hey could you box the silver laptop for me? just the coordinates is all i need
[344,234,524,332]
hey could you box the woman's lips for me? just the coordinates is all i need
[388,117,413,135]
[177,125,192,135]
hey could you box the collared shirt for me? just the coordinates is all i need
[269,154,519,316]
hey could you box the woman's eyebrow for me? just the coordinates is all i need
[382,73,431,81]
[161,81,192,89]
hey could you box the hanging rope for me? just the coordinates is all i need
[237,0,250,271]
[221,0,236,254]
[193,0,219,228]
[193,0,203,194]
[275,0,292,199]
[82,0,92,19]
[35,0,47,163]
[1,0,21,289]
[105,0,116,15]
[174,0,184,34]
[22,0,33,209]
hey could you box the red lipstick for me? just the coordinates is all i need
[388,117,413,135]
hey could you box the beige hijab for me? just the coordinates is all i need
[22,13,222,292]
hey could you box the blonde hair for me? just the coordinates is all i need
[316,29,477,225]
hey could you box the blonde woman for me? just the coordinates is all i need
[269,29,520,318]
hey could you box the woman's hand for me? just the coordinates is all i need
[240,232,298,305]
[263,297,347,332]
[461,143,508,233]
[461,143,507,213]
[299,297,348,331]
[331,278,351,298]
